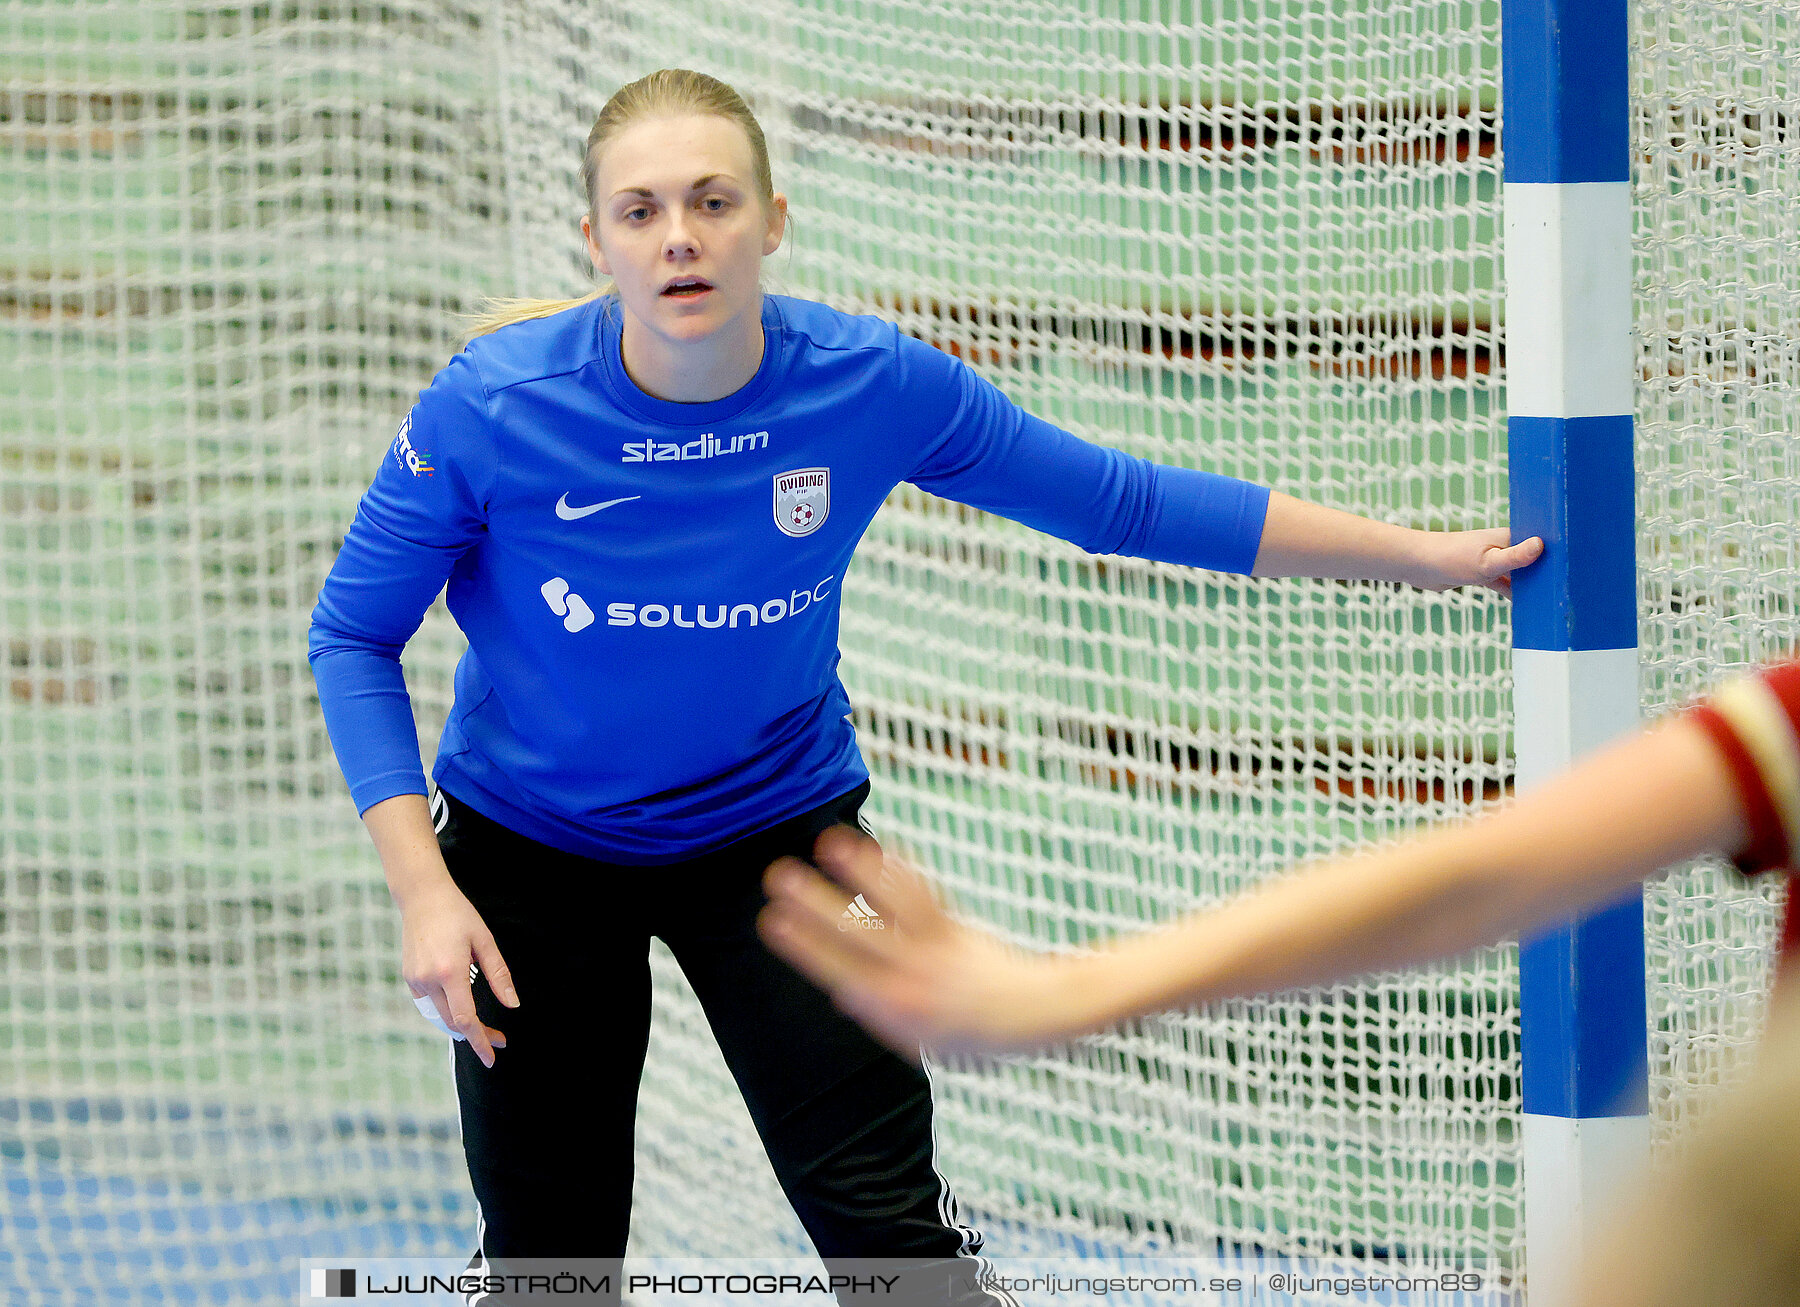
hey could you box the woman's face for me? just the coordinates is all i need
[583,113,786,353]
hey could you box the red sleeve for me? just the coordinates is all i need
[1760,662,1800,965]
[1686,659,1800,876]
[1689,702,1789,875]
[1686,659,1800,975]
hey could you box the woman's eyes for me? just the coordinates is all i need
[620,197,731,222]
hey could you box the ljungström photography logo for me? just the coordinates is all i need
[311,1267,356,1297]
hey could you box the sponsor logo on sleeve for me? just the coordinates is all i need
[390,413,432,477]
[773,467,830,537]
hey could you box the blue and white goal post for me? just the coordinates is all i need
[1502,0,1643,1304]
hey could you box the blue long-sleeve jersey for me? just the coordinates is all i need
[307,294,1270,862]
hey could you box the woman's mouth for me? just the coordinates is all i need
[662,278,714,299]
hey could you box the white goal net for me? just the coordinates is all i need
[1634,0,1796,1143]
[2,0,1794,1301]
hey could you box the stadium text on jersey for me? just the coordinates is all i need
[621,430,770,462]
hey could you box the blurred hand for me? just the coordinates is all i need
[759,827,1091,1059]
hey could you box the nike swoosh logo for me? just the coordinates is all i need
[555,493,640,521]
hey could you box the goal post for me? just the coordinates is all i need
[1501,0,1648,1301]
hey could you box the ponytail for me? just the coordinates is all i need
[463,289,609,341]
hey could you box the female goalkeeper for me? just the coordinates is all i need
[307,68,1541,1296]
[759,660,1800,1056]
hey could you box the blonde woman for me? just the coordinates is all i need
[309,68,1542,1300]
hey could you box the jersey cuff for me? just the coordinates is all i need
[350,771,432,818]
[1147,468,1271,575]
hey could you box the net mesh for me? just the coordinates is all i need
[1634,0,1799,1140]
[0,0,1793,1301]
[3,1,502,1294]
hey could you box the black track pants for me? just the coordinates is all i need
[431,784,1009,1306]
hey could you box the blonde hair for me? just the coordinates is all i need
[466,69,776,339]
